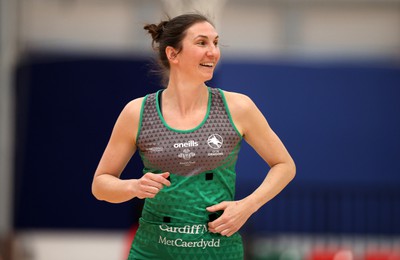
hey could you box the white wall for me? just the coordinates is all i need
[18,0,164,55]
[301,4,400,58]
[15,0,400,59]
[15,231,127,260]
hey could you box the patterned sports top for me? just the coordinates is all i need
[136,87,242,224]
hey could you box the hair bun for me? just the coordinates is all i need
[144,21,169,44]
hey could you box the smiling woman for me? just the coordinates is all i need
[91,13,296,260]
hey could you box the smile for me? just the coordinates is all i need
[200,63,214,68]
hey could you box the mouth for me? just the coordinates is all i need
[200,62,215,68]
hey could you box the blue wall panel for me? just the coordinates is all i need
[217,61,400,186]
[14,55,159,229]
[217,61,400,234]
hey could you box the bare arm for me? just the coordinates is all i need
[235,93,296,211]
[91,97,170,203]
[207,91,296,236]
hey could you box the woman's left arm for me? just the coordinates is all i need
[207,91,296,237]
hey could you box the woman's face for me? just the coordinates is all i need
[174,21,220,82]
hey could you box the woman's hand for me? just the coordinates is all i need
[132,172,171,199]
[206,199,255,237]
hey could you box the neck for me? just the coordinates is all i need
[163,80,209,116]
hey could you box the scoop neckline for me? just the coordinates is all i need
[155,87,212,133]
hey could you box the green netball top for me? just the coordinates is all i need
[136,87,242,224]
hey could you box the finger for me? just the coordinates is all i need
[225,230,234,237]
[206,202,227,212]
[159,172,171,186]
[220,229,229,236]
[140,178,164,190]
[208,225,220,233]
[142,173,169,188]
[160,172,170,179]
[209,229,218,234]
[148,172,171,187]
[229,230,237,237]
[220,226,236,237]
[138,190,157,199]
[208,219,226,232]
[144,191,157,198]
[144,185,160,195]
[208,216,223,229]
[149,177,170,189]
[149,179,165,189]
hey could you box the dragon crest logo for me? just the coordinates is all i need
[207,134,223,149]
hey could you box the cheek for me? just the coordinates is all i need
[187,50,203,63]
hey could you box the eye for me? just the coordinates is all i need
[214,40,219,47]
[197,41,206,46]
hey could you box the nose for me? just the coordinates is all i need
[206,45,219,57]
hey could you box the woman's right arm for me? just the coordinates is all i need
[91,97,170,203]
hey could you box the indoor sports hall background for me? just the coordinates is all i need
[1,0,400,259]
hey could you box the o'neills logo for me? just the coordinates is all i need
[173,140,198,148]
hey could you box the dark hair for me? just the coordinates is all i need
[144,13,214,86]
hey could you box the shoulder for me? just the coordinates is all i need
[110,96,146,145]
[219,89,256,115]
[118,96,146,121]
[123,96,146,115]
[219,90,260,136]
[116,96,146,130]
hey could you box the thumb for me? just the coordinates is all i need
[206,201,228,212]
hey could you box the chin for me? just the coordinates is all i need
[203,73,214,81]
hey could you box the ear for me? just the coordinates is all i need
[166,46,178,63]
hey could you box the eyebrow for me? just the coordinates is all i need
[194,35,219,40]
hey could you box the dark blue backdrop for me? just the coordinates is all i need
[220,60,400,235]
[14,54,400,235]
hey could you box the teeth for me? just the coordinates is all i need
[200,63,214,67]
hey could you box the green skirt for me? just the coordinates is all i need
[128,218,243,260]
